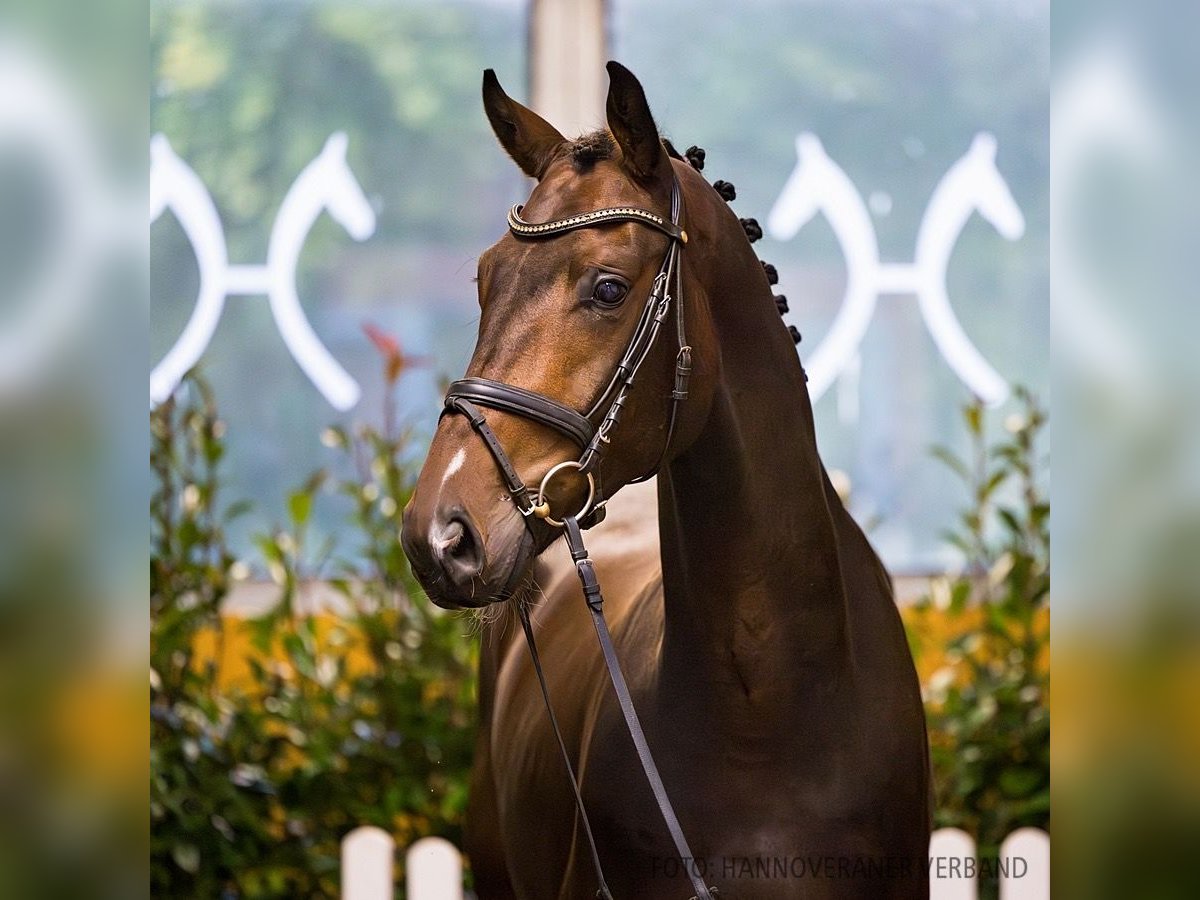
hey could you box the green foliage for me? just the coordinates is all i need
[149,1,523,258]
[912,387,1050,894]
[150,354,1049,898]
[150,367,476,898]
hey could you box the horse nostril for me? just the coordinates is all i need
[434,514,485,585]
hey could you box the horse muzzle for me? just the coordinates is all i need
[401,500,535,609]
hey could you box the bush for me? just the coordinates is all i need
[150,362,476,898]
[908,388,1050,894]
[150,357,1050,897]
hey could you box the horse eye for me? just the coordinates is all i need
[592,278,628,307]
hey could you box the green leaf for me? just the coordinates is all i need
[254,533,282,565]
[303,469,329,495]
[288,491,312,527]
[283,633,316,679]
[998,766,1043,798]
[979,469,1007,502]
[997,507,1022,535]
[930,445,970,481]
[939,530,972,554]
[224,499,254,522]
[964,403,983,435]
[950,579,972,614]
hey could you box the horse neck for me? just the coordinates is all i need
[655,178,850,723]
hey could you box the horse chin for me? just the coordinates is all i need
[425,589,491,612]
[419,526,538,611]
[495,527,539,601]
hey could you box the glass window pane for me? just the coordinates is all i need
[151,1,527,558]
[613,0,1049,571]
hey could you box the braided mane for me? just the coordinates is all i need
[666,139,802,348]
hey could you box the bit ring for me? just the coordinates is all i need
[533,461,596,527]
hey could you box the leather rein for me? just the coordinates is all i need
[440,177,716,900]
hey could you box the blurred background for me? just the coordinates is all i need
[0,0,1196,896]
[146,1,1052,895]
[149,0,1048,574]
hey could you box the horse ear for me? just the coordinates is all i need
[482,69,565,180]
[605,61,671,183]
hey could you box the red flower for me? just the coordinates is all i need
[363,322,399,357]
[362,322,431,384]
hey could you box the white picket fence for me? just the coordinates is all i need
[341,828,462,900]
[929,827,1050,900]
[340,826,1049,899]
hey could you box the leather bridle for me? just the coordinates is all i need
[444,178,691,531]
[439,176,716,900]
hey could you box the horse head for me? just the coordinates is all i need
[766,132,832,241]
[962,132,1026,241]
[401,64,719,609]
[309,132,376,241]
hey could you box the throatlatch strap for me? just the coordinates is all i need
[563,517,716,900]
[517,605,613,900]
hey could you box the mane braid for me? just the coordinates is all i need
[679,141,803,349]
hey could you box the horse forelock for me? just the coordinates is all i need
[562,130,684,174]
[567,130,617,170]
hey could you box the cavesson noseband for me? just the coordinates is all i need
[440,176,716,900]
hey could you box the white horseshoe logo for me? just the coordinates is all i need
[0,40,134,398]
[150,132,376,410]
[768,132,1025,409]
[1053,38,1165,403]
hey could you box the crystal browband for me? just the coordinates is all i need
[507,204,687,243]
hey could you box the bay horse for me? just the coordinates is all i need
[401,62,930,899]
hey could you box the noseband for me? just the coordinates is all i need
[440,176,716,900]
